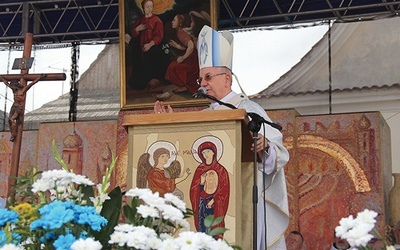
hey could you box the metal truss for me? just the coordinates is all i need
[1,0,400,46]
[218,0,400,30]
[0,0,119,45]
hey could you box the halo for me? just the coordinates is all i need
[147,140,177,168]
[192,135,223,163]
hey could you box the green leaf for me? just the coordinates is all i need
[122,204,133,224]
[183,208,195,218]
[231,244,243,250]
[103,186,123,217]
[11,166,43,205]
[93,186,122,248]
[204,215,224,228]
[210,216,224,227]
[51,140,69,171]
[204,215,214,228]
[80,185,95,206]
[208,227,229,237]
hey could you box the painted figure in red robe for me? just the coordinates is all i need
[189,141,230,236]
[129,0,169,89]
[165,14,199,94]
[137,143,190,198]
[147,147,175,197]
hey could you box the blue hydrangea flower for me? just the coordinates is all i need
[40,231,57,243]
[0,230,7,246]
[72,204,107,231]
[79,231,88,239]
[31,201,74,231]
[10,232,21,245]
[53,233,76,250]
[0,208,19,227]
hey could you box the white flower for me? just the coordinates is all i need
[137,204,160,218]
[72,174,94,186]
[70,238,102,250]
[56,179,72,189]
[208,239,234,250]
[144,235,163,249]
[125,188,153,198]
[336,209,385,249]
[159,204,184,222]
[158,238,176,250]
[355,209,377,225]
[164,193,187,212]
[175,231,213,249]
[134,225,158,238]
[0,244,24,250]
[141,192,165,208]
[43,169,69,180]
[90,192,110,213]
[114,223,136,233]
[160,233,174,240]
[56,185,66,193]
[344,228,374,247]
[176,218,191,230]
[194,232,217,249]
[336,215,357,237]
[126,231,149,249]
[101,181,110,192]
[31,178,54,192]
[109,231,128,246]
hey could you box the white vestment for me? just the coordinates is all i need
[206,91,290,250]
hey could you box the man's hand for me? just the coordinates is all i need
[251,134,270,153]
[154,101,173,114]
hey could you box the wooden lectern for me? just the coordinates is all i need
[122,109,255,248]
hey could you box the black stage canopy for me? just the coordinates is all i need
[0,0,400,45]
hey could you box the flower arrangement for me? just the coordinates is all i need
[109,188,234,250]
[0,140,118,249]
[0,141,238,250]
[335,209,395,250]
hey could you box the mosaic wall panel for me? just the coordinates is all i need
[0,130,38,199]
[35,120,118,187]
[269,110,392,249]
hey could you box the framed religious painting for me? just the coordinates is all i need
[119,0,217,110]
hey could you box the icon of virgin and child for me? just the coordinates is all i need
[135,136,230,236]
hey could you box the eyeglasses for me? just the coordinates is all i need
[196,73,226,85]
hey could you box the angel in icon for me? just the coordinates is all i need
[136,140,190,198]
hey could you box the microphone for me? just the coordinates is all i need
[193,86,207,98]
[193,87,238,110]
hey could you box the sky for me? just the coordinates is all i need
[0,24,328,114]
[0,44,106,113]
[231,25,328,95]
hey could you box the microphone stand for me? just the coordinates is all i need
[195,91,281,250]
[247,116,261,250]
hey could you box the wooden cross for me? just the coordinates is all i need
[0,33,66,202]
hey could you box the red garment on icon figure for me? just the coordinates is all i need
[189,141,230,236]
[165,29,199,94]
[147,167,175,197]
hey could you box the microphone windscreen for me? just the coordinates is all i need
[198,86,207,95]
[193,86,207,98]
